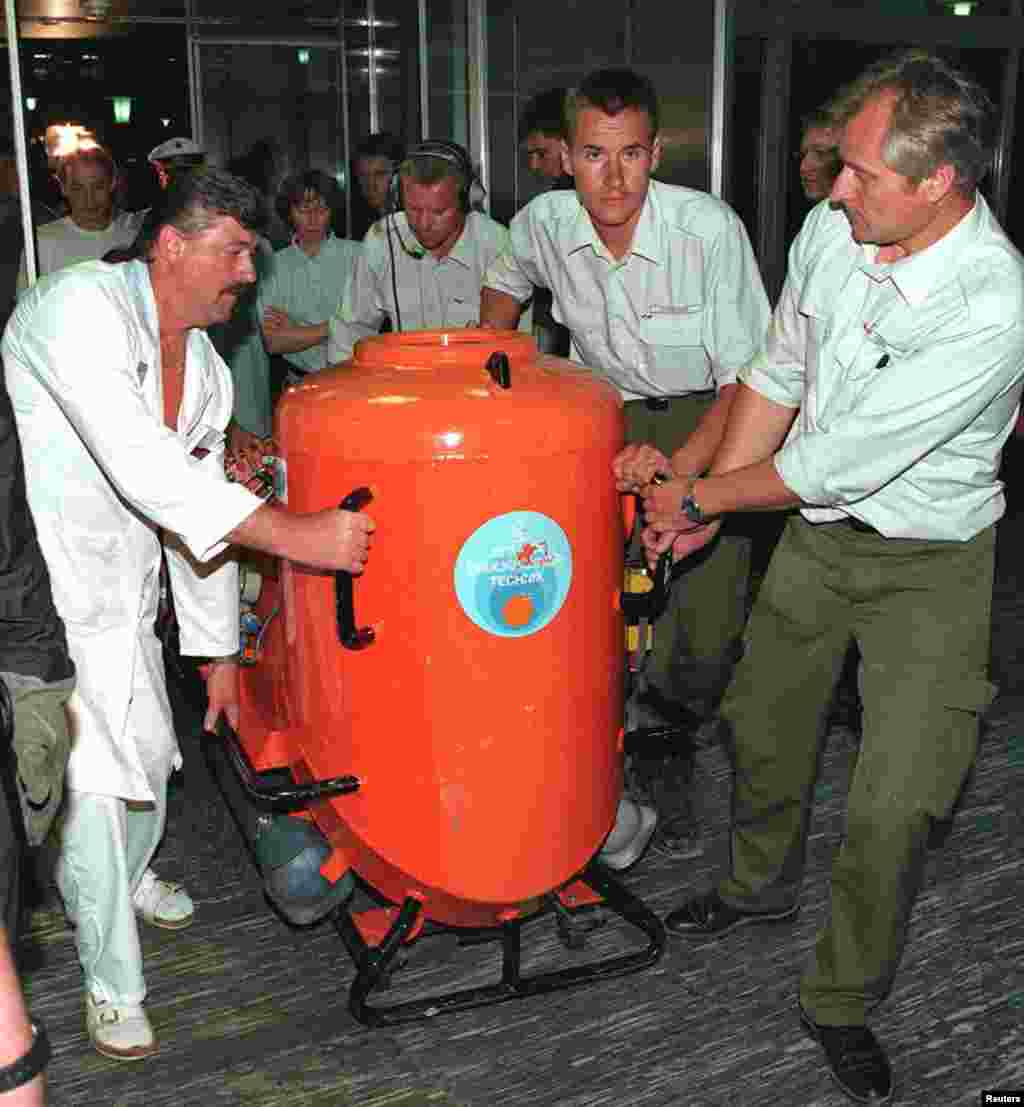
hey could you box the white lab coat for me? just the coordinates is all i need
[3,259,262,801]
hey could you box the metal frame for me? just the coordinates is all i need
[418,0,430,139]
[467,0,489,210]
[366,0,380,134]
[755,35,791,304]
[340,0,353,234]
[333,863,666,1028]
[5,0,35,287]
[710,0,732,201]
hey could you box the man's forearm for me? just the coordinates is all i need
[479,288,524,329]
[694,384,801,515]
[709,383,798,476]
[264,322,328,356]
[669,383,738,476]
[0,928,44,1105]
[227,503,308,562]
[696,459,802,516]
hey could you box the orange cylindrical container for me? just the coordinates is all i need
[238,330,624,927]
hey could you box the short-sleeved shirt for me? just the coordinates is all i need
[327,211,518,363]
[742,195,1024,541]
[483,179,771,400]
[257,234,362,375]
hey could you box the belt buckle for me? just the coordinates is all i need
[645,397,670,412]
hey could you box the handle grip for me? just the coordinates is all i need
[335,486,375,650]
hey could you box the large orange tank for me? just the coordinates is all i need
[236,330,626,929]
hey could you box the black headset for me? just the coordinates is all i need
[387,139,479,214]
[384,139,481,333]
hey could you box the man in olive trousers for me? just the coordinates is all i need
[615,50,1024,1104]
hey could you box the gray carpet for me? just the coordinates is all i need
[18,509,1024,1107]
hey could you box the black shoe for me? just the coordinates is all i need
[799,1005,894,1104]
[650,810,704,860]
[664,889,798,937]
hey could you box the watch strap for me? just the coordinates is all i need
[679,475,707,526]
[0,1020,50,1092]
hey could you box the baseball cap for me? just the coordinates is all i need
[148,137,204,163]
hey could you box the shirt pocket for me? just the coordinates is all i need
[53,519,128,629]
[638,305,704,372]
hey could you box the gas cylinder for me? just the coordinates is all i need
[236,329,625,928]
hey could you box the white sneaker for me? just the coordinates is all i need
[86,992,157,1061]
[132,869,194,930]
[598,798,658,871]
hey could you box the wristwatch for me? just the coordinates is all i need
[0,1020,50,1092]
[679,476,708,526]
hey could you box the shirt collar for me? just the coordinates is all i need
[125,258,212,375]
[290,229,334,255]
[565,182,662,265]
[436,214,472,268]
[857,194,984,308]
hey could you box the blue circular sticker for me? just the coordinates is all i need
[454,511,573,638]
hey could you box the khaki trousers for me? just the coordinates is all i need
[624,394,751,706]
[717,516,996,1025]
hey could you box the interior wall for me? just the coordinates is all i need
[485,0,715,226]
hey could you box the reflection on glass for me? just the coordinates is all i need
[199,44,341,235]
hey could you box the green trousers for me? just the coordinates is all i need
[718,516,997,1025]
[624,395,751,710]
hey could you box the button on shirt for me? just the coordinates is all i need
[483,179,770,400]
[258,234,362,375]
[327,211,517,363]
[743,195,1024,541]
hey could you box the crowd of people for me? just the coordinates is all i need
[0,46,1017,1107]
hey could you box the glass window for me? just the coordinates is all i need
[198,43,342,233]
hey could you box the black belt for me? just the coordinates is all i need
[631,390,715,412]
[839,516,879,535]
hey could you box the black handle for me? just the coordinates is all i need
[486,351,511,389]
[336,486,375,650]
[218,724,359,811]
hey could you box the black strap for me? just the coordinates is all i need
[0,1020,50,1093]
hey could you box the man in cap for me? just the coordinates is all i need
[147,136,206,192]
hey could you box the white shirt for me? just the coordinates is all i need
[3,260,262,798]
[483,179,770,400]
[743,196,1024,541]
[16,209,145,292]
[328,210,524,363]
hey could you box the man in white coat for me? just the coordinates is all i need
[2,169,373,1061]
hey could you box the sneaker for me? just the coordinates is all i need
[132,869,194,930]
[86,992,157,1061]
[598,798,658,871]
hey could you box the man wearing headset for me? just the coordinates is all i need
[327,140,527,363]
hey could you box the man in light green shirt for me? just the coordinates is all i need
[482,68,771,861]
[621,51,1024,1105]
